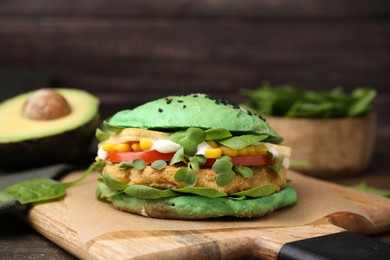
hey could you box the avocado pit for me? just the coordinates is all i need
[22,88,71,120]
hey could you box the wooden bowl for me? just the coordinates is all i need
[265,113,376,178]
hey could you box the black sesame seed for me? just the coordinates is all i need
[214,98,229,106]
[177,100,184,103]
[158,108,163,113]
[183,105,187,109]
[192,94,198,98]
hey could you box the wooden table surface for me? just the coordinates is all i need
[0,99,389,259]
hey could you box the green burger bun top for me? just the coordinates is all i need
[107,93,282,144]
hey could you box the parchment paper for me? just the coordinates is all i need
[61,170,371,244]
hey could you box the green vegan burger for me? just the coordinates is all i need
[95,93,297,219]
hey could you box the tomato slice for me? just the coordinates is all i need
[231,155,273,166]
[106,150,175,163]
[204,155,272,167]
[107,151,272,167]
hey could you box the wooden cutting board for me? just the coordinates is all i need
[22,170,390,259]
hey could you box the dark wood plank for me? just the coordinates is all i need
[0,0,389,18]
[0,17,388,99]
[0,214,76,260]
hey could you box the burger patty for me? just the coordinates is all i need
[102,163,287,195]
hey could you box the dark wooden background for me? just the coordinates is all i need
[0,1,389,258]
[0,1,389,118]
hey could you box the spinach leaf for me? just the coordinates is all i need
[133,159,147,170]
[0,193,15,202]
[348,88,377,117]
[232,184,277,197]
[94,160,106,173]
[216,171,234,187]
[188,155,206,171]
[103,174,129,190]
[205,128,232,140]
[97,178,123,198]
[250,166,262,174]
[241,83,303,116]
[219,134,268,149]
[124,185,177,199]
[241,83,376,118]
[103,120,123,133]
[62,162,96,188]
[268,156,284,177]
[169,130,186,143]
[289,160,309,168]
[119,161,134,170]
[234,166,253,178]
[174,168,197,186]
[95,120,124,141]
[212,156,235,186]
[151,160,167,170]
[179,128,206,156]
[351,182,390,197]
[0,179,65,204]
[169,128,206,156]
[97,172,281,200]
[119,159,146,171]
[95,128,110,141]
[172,187,227,198]
[170,146,186,165]
[0,162,96,206]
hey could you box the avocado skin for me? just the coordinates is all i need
[0,114,99,168]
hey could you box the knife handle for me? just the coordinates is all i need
[278,231,390,260]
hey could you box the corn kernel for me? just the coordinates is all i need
[204,148,222,159]
[131,142,142,152]
[206,140,219,148]
[238,148,248,156]
[221,146,238,157]
[246,146,257,155]
[140,139,153,150]
[102,143,116,152]
[115,143,132,152]
[254,144,268,155]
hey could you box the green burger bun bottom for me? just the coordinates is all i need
[96,93,297,219]
[107,186,297,219]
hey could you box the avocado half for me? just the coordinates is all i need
[0,88,99,167]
